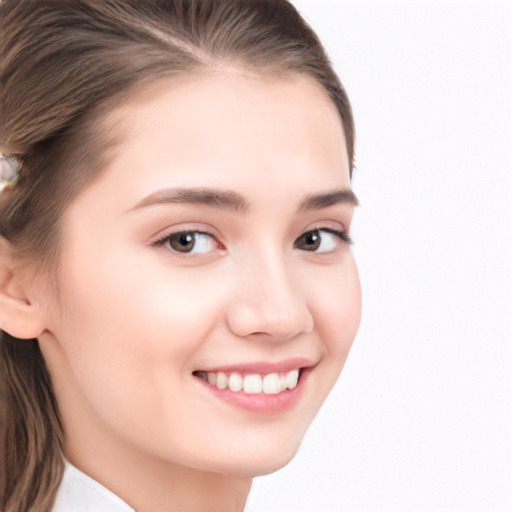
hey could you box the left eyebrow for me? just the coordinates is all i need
[297,189,359,212]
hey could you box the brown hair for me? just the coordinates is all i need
[0,1,355,510]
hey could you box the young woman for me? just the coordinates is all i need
[0,1,361,510]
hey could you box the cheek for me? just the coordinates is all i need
[51,274,233,468]
[309,255,362,363]
[57,240,220,351]
[53,247,222,425]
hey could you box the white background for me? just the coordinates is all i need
[246,1,512,511]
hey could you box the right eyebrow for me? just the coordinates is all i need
[297,189,359,212]
[126,187,249,213]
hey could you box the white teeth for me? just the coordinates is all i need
[279,374,287,392]
[216,372,228,389]
[243,374,263,394]
[263,373,281,394]
[285,369,299,389]
[228,372,243,392]
[201,369,302,394]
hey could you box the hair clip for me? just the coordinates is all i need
[0,152,21,191]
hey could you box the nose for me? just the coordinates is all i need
[226,253,314,342]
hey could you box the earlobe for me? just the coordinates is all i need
[0,237,46,339]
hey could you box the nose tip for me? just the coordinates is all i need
[226,269,314,342]
[227,301,314,341]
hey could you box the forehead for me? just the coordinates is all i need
[78,72,350,211]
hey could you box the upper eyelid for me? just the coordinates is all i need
[149,221,352,247]
[297,226,353,245]
[323,227,353,244]
[151,224,221,245]
[152,229,218,248]
[305,218,348,231]
[303,221,351,237]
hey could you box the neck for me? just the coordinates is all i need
[65,439,251,512]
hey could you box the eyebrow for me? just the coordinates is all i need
[297,189,359,212]
[127,187,358,213]
[128,187,249,213]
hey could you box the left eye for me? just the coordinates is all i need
[155,231,219,254]
[294,229,350,253]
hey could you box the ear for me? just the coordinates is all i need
[0,237,46,339]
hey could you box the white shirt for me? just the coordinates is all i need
[53,462,135,512]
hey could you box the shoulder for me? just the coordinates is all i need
[53,462,135,512]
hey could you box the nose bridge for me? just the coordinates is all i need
[226,247,313,341]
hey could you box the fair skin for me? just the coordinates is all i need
[2,71,361,511]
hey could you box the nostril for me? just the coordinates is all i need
[225,280,313,340]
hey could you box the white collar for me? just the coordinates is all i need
[53,461,135,512]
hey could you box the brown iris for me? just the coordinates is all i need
[169,233,196,252]
[294,230,320,251]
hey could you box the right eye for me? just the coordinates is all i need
[294,228,352,253]
[153,231,221,255]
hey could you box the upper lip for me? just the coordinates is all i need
[196,357,317,374]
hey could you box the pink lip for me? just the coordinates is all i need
[196,357,315,374]
[194,365,314,415]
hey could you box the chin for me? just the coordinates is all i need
[245,450,299,477]
[212,452,299,478]
[195,435,303,478]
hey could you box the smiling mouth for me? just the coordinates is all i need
[192,369,304,395]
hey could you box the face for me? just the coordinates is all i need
[40,71,361,477]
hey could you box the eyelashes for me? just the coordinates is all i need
[152,227,352,256]
[294,228,352,252]
[153,230,223,255]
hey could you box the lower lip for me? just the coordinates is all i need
[194,368,312,414]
